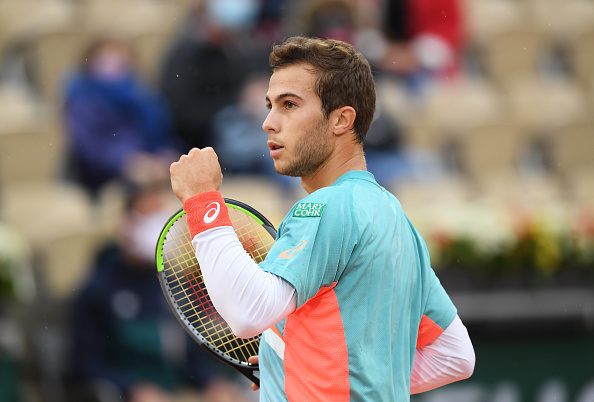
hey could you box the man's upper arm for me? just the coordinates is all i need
[260,195,356,308]
[417,272,457,347]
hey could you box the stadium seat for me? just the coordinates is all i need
[0,90,39,135]
[0,122,66,187]
[25,30,91,102]
[0,181,95,248]
[0,0,75,62]
[390,176,473,210]
[527,0,594,85]
[73,1,186,83]
[131,31,178,84]
[0,0,76,101]
[549,122,594,202]
[78,0,186,38]
[504,77,589,134]
[404,79,506,152]
[426,80,505,129]
[478,28,547,90]
[457,123,524,196]
[36,226,107,300]
[465,0,528,45]
[527,0,594,44]
[565,29,594,91]
[443,121,560,204]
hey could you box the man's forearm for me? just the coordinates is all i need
[192,226,296,338]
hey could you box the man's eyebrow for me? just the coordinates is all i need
[267,92,304,103]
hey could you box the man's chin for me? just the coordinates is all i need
[273,163,292,177]
[275,160,320,178]
[275,168,298,178]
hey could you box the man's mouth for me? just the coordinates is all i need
[268,142,284,158]
[268,140,284,150]
[268,141,283,150]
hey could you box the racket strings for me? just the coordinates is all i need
[164,257,240,350]
[160,208,272,363]
[228,210,274,264]
[165,256,260,361]
[183,268,225,325]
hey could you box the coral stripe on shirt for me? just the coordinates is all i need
[416,315,445,348]
[284,283,350,401]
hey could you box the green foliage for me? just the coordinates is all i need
[427,204,594,285]
[0,225,31,301]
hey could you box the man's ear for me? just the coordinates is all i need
[331,106,356,136]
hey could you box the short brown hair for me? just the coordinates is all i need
[269,36,376,143]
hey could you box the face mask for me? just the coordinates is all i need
[89,50,132,81]
[206,0,259,30]
[124,209,170,264]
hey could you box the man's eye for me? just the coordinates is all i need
[285,101,296,109]
[266,103,272,111]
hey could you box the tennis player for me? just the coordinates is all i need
[170,36,474,401]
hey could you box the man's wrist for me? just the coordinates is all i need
[183,191,233,238]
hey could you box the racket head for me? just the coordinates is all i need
[155,198,277,386]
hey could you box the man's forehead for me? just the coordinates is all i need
[267,64,317,98]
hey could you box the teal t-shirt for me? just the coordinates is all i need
[258,171,456,401]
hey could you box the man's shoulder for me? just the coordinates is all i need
[284,172,394,224]
[294,182,353,214]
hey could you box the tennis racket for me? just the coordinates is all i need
[155,198,277,386]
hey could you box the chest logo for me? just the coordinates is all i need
[293,203,326,218]
[279,240,307,259]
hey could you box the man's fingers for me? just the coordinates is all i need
[248,356,260,390]
[169,146,222,202]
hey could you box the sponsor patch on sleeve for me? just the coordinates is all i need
[292,202,326,218]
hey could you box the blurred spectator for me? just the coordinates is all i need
[256,0,290,44]
[62,37,182,199]
[366,0,466,188]
[365,0,467,96]
[69,182,250,402]
[212,73,299,191]
[159,0,271,151]
[299,0,357,43]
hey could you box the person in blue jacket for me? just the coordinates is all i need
[63,37,183,198]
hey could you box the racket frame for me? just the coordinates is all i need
[155,198,277,386]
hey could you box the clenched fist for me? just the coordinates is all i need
[170,147,224,203]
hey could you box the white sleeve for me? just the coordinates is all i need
[191,226,296,339]
[410,315,475,394]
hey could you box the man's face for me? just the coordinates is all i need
[263,64,333,177]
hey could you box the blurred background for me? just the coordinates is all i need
[0,0,592,401]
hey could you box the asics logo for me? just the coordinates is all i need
[279,240,307,259]
[203,202,220,224]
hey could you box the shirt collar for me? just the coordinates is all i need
[331,170,377,186]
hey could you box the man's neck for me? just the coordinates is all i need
[301,144,367,194]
